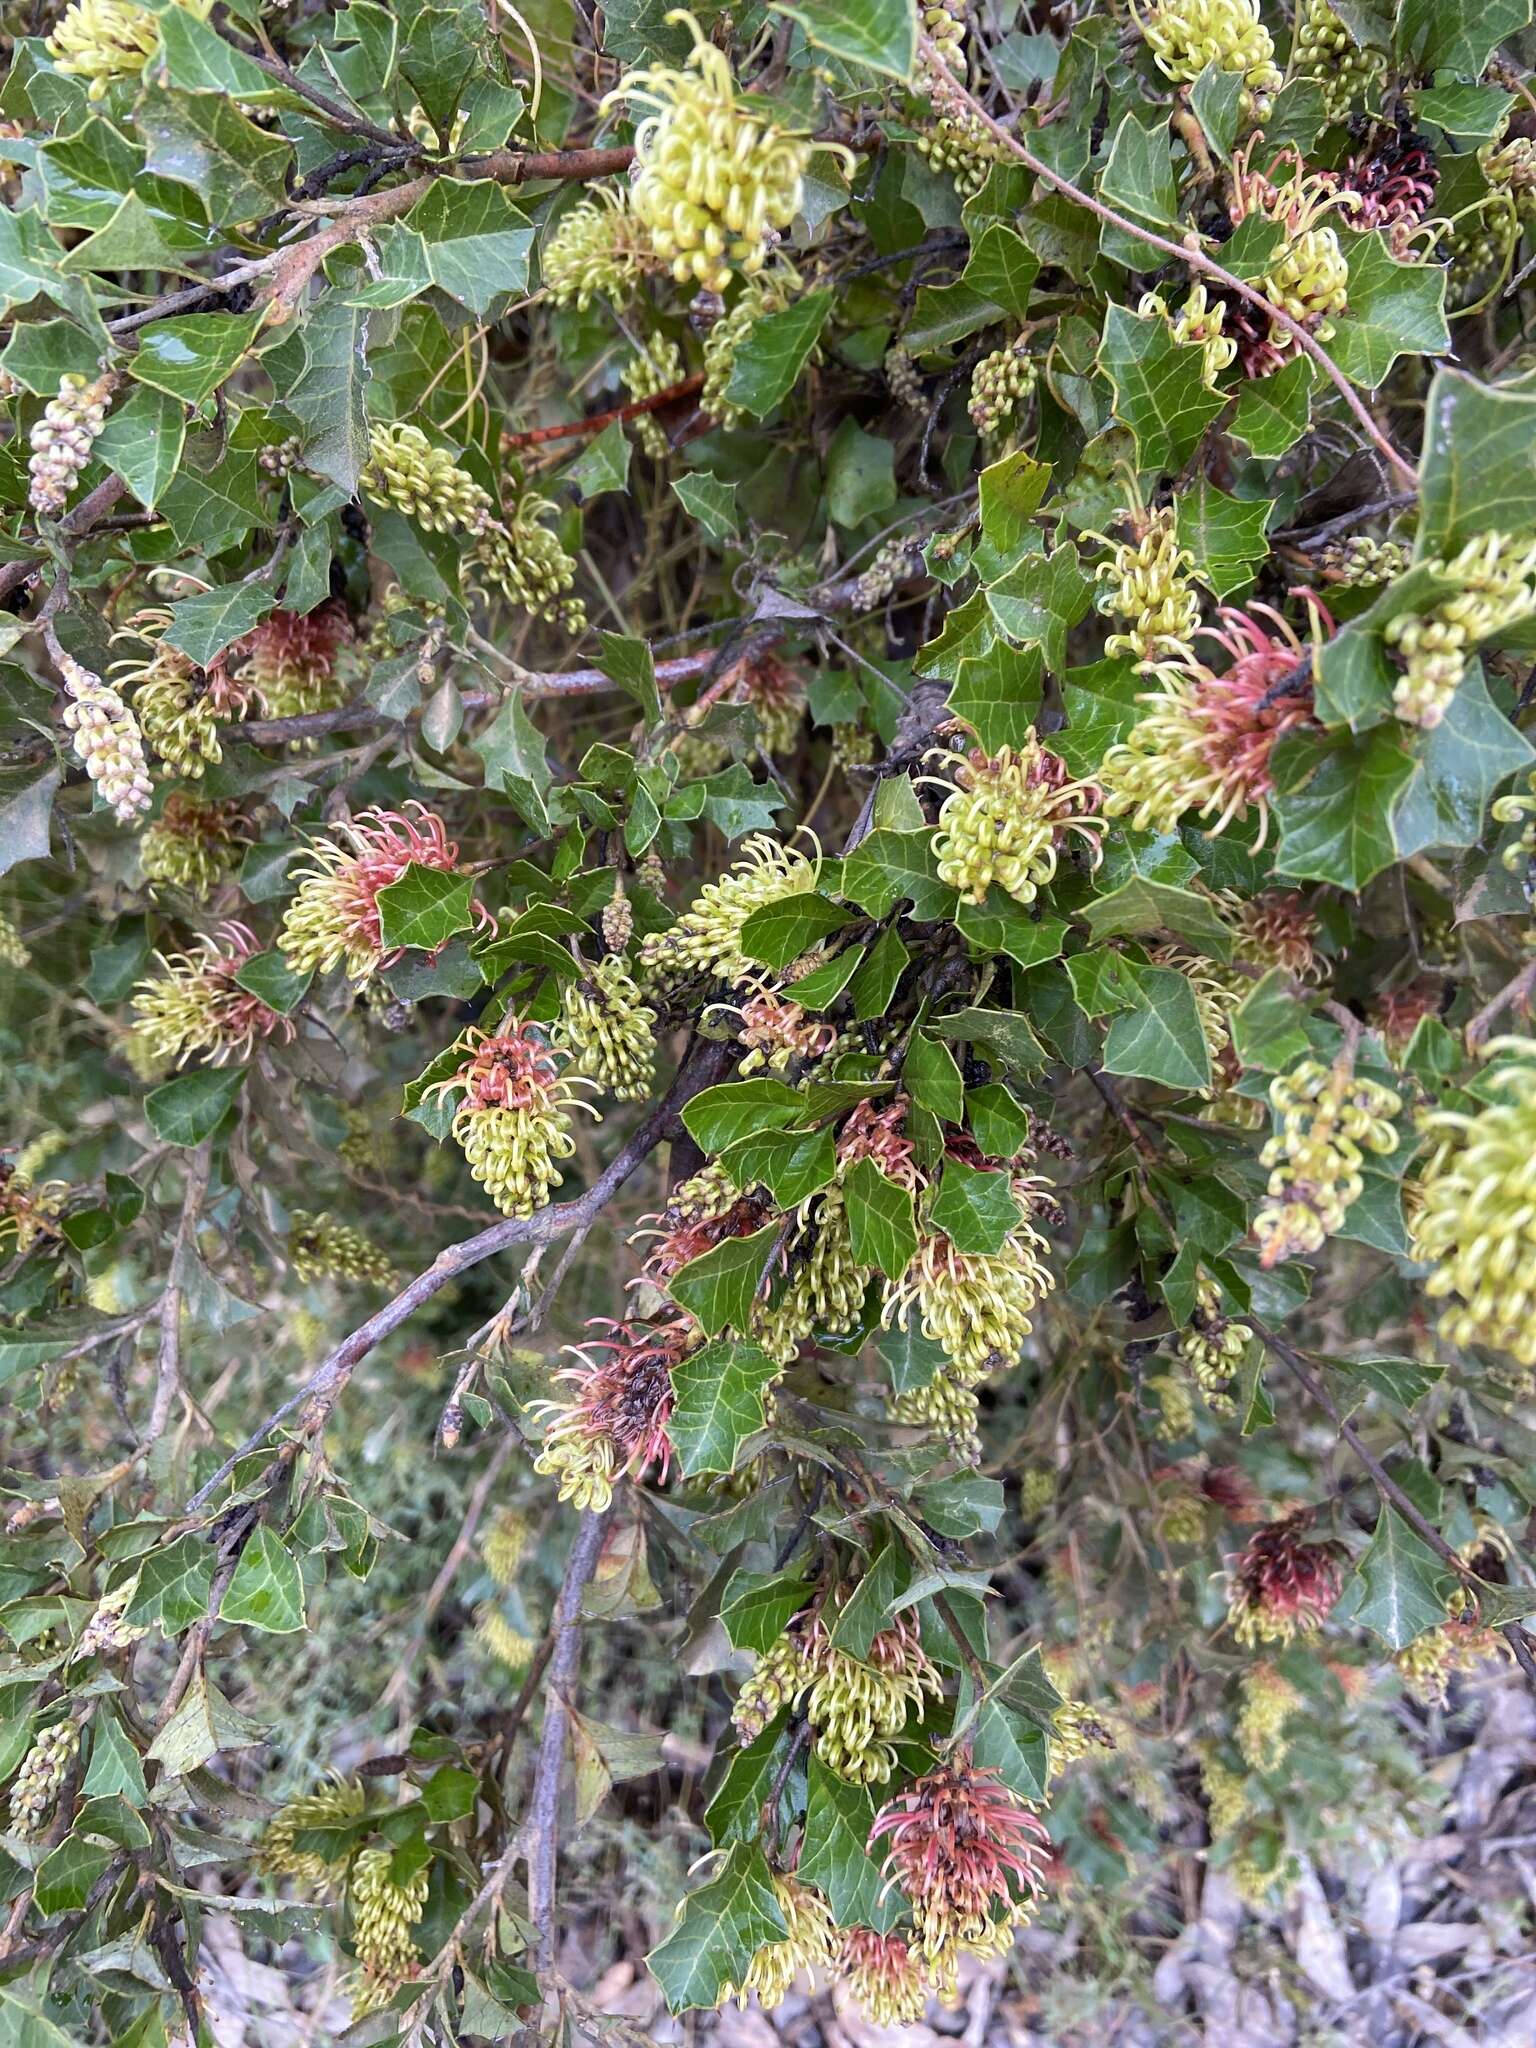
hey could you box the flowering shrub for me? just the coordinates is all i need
[4,0,1536,2037]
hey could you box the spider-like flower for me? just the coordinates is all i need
[882,1225,1055,1386]
[717,648,807,757]
[717,1875,837,2010]
[1227,1511,1343,1646]
[1178,1273,1252,1408]
[542,189,660,308]
[259,1778,367,1892]
[8,1722,80,1839]
[1098,599,1328,846]
[361,423,494,535]
[1409,1042,1536,1366]
[837,1100,922,1191]
[46,0,208,93]
[288,1211,395,1288]
[1224,890,1324,983]
[869,1758,1051,1992]
[754,1185,869,1362]
[1092,504,1201,674]
[553,953,658,1101]
[1394,1620,1510,1707]
[348,1843,430,2008]
[471,494,587,630]
[1138,280,1236,386]
[1384,529,1536,729]
[700,266,806,426]
[1135,0,1280,114]
[532,1317,691,1511]
[729,985,838,1076]
[607,13,820,292]
[0,1163,67,1256]
[631,1168,770,1288]
[279,803,489,985]
[734,1632,815,1742]
[927,731,1101,908]
[1226,145,1353,364]
[888,1369,983,1464]
[1336,129,1438,255]
[795,1608,944,1784]
[235,602,353,723]
[1373,979,1441,1058]
[138,792,246,901]
[621,333,686,460]
[638,833,818,988]
[1254,1057,1401,1266]
[131,921,295,1068]
[840,1928,928,2027]
[430,1021,596,1219]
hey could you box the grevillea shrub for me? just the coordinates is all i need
[4,0,1536,2034]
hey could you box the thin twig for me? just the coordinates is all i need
[1465,960,1536,1050]
[502,374,705,448]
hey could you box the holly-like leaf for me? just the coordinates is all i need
[144,1068,245,1147]
[719,1569,811,1652]
[1417,365,1536,557]
[648,1842,788,2014]
[1272,727,1417,890]
[682,1078,808,1154]
[669,1228,780,1339]
[1327,230,1449,387]
[163,582,277,666]
[1227,356,1314,458]
[927,1160,1020,1254]
[773,0,915,77]
[0,767,59,879]
[1347,1507,1453,1650]
[1175,481,1273,601]
[130,312,262,406]
[672,471,740,542]
[798,1761,903,1930]
[218,1526,305,1634]
[723,292,834,417]
[843,1157,918,1278]
[668,1338,782,1475]
[739,891,854,969]
[123,1534,213,1634]
[1102,962,1212,1091]
[375,863,476,955]
[1391,663,1535,857]
[1098,304,1225,472]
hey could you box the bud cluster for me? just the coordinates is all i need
[1394,1621,1509,1706]
[1138,281,1236,386]
[1227,1511,1343,1646]
[432,1022,594,1219]
[1291,0,1385,122]
[236,602,352,724]
[75,1580,148,1659]
[259,1778,367,1891]
[474,493,587,629]
[1318,534,1411,588]
[553,953,658,1101]
[621,333,685,459]
[1094,505,1201,672]
[884,345,925,412]
[0,910,30,968]
[1385,528,1536,728]
[701,268,803,425]
[28,372,115,516]
[928,730,1102,907]
[882,1223,1054,1389]
[1179,1274,1253,1406]
[1254,1057,1401,1266]
[8,1720,80,1837]
[348,1843,429,2008]
[1236,1662,1301,1770]
[288,1210,396,1288]
[57,649,153,825]
[914,109,1006,196]
[1136,0,1281,116]
[967,342,1036,437]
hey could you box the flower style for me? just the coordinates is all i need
[1384,529,1536,729]
[542,189,659,308]
[46,0,208,94]
[754,1184,869,1362]
[881,1224,1055,1386]
[553,953,658,1100]
[795,1608,944,1784]
[1409,1042,1536,1366]
[840,1928,928,2027]
[1224,147,1353,368]
[1135,0,1281,115]
[607,14,818,291]
[0,1164,67,1256]
[632,1168,771,1288]
[1227,1511,1343,1646]
[531,1316,689,1510]
[348,1843,429,2009]
[927,731,1101,907]
[1254,1057,1401,1266]
[1374,979,1442,1057]
[837,1100,922,1191]
[717,1875,837,2010]
[1337,129,1438,255]
[638,832,818,987]
[1225,890,1324,982]
[1178,1273,1253,1407]
[430,1021,596,1218]
[132,921,295,1068]
[1138,281,1236,386]
[138,793,246,901]
[278,803,489,985]
[1092,504,1201,673]
[1098,599,1328,845]
[888,1369,983,1464]
[729,985,838,1076]
[869,1758,1051,1991]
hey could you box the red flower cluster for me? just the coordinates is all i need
[235,601,354,719]
[836,1100,921,1190]
[1228,1510,1344,1646]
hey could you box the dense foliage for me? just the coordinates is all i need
[3,0,1536,2035]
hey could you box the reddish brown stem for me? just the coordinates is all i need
[501,373,706,449]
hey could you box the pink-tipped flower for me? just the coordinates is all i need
[531,1315,690,1511]
[731,986,838,1076]
[1227,1510,1344,1647]
[132,920,295,1068]
[1100,598,1330,846]
[428,1020,595,1217]
[1227,889,1324,982]
[1374,979,1442,1058]
[278,802,491,985]
[840,1928,928,2027]
[836,1100,922,1190]
[870,1757,1051,1990]
[236,601,353,721]
[632,1180,774,1288]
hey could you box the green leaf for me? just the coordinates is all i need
[123,1534,213,1633]
[826,418,897,529]
[669,1337,782,1476]
[829,1529,906,1655]
[1097,113,1180,265]
[1227,356,1314,458]
[1272,727,1417,890]
[287,290,372,494]
[1391,663,1535,857]
[1231,968,1313,1073]
[595,632,663,727]
[393,179,533,315]
[155,4,285,94]
[138,88,292,224]
[904,1029,965,1121]
[1348,1507,1453,1650]
[984,544,1093,673]
[840,827,956,921]
[0,205,107,342]
[961,222,1041,321]
[772,0,914,78]
[798,1761,902,1930]
[564,417,632,500]
[720,1569,811,1653]
[672,471,740,542]
[739,891,853,970]
[375,863,476,955]
[705,1722,807,1845]
[218,1526,306,1634]
[721,1125,837,1208]
[917,1472,1005,1538]
[145,1673,266,1777]
[669,1230,780,1340]
[1394,0,1530,81]
[93,382,185,511]
[0,766,59,878]
[969,1696,1049,1801]
[1417,366,1536,557]
[1175,481,1273,601]
[1082,869,1234,957]
[231,948,311,1017]
[1102,962,1213,1092]
[1327,230,1449,387]
[144,1067,245,1147]
[1190,61,1244,160]
[928,1160,1020,1254]
[129,312,262,406]
[648,1841,788,2014]
[683,1078,808,1153]
[965,1081,1033,1159]
[842,1157,918,1279]
[848,925,910,1019]
[1098,304,1225,472]
[162,582,277,666]
[722,291,833,417]
[81,1714,147,1804]
[473,690,551,831]
[34,1835,116,1915]
[422,1765,479,1822]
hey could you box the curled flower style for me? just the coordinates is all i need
[1394,1619,1511,1706]
[430,1021,596,1218]
[795,1608,943,1784]
[1092,504,1201,673]
[1384,529,1536,729]
[607,14,821,292]
[1135,0,1280,114]
[927,731,1101,907]
[278,803,489,985]
[632,1166,770,1288]
[348,1843,429,2010]
[882,1225,1055,1386]
[1225,890,1324,982]
[234,602,353,724]
[837,1100,922,1191]
[531,1316,690,1510]
[1254,1057,1401,1266]
[138,792,246,901]
[259,1779,368,1892]
[888,1369,982,1465]
[288,1211,396,1288]
[727,984,838,1076]
[1227,1511,1343,1647]
[840,1928,928,2028]
[553,953,658,1101]
[1178,1273,1253,1410]
[361,422,494,535]
[1336,129,1438,255]
[1409,1042,1536,1366]
[0,1165,67,1256]
[1237,1661,1302,1770]
[542,189,659,308]
[717,1875,837,2010]
[914,107,1007,196]
[1227,146,1353,354]
[700,266,806,426]
[869,1758,1051,1990]
[46,0,208,92]
[733,1631,814,1742]
[754,1184,869,1362]
[132,921,295,1068]
[622,333,686,460]
[638,832,818,987]
[1098,598,1329,845]
[1138,280,1236,386]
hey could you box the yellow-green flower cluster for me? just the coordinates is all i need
[7,1720,79,1837]
[622,334,685,459]
[139,794,244,900]
[542,191,658,307]
[348,1843,430,2000]
[361,422,494,534]
[914,109,1006,196]
[1201,1751,1250,1837]
[75,1580,148,1659]
[1394,1623,1508,1706]
[611,19,814,292]
[639,832,817,987]
[754,1186,868,1363]
[717,1875,837,2011]
[27,371,115,515]
[1138,281,1235,386]
[288,1211,396,1289]
[482,1505,531,1588]
[701,268,803,425]
[1291,0,1385,123]
[1094,505,1201,672]
[1318,535,1410,588]
[841,1930,929,2028]
[473,494,587,630]
[46,0,208,93]
[553,954,658,1101]
[1237,1663,1301,1771]
[1254,1058,1401,1266]
[431,1025,592,1219]
[929,731,1101,907]
[1146,1370,1196,1440]
[475,1608,539,1670]
[732,1634,812,1742]
[259,1779,367,1891]
[1385,529,1536,729]
[1410,1044,1536,1366]
[882,1221,1055,1387]
[923,0,968,69]
[0,910,30,969]
[968,342,1036,437]
[1136,0,1280,115]
[57,650,153,825]
[1179,1273,1252,1406]
[889,1370,982,1463]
